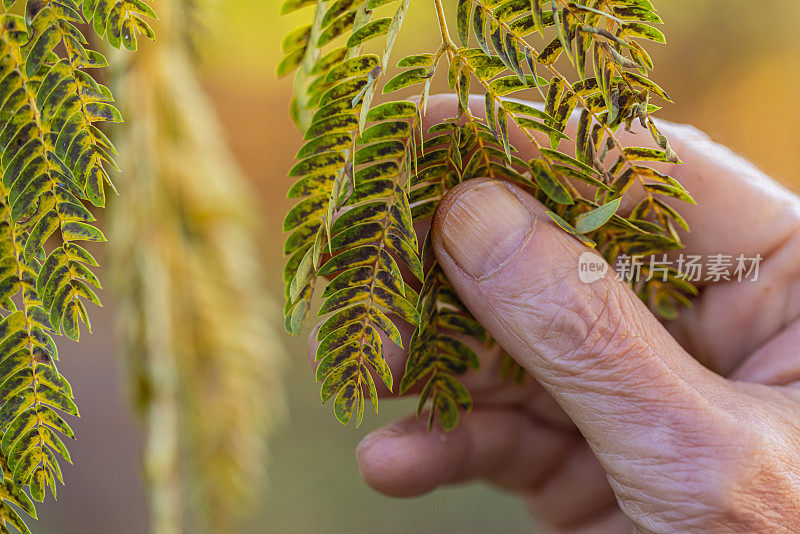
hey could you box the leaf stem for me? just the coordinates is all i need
[433,0,457,52]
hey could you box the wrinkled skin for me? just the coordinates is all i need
[309,95,800,533]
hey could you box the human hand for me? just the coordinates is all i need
[313,94,800,533]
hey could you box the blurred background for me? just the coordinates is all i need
[31,0,800,532]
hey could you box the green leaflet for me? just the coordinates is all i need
[623,146,681,163]
[545,210,596,247]
[575,198,622,234]
[282,0,692,430]
[530,159,573,205]
[621,21,666,44]
[383,67,428,94]
[346,18,393,48]
[621,71,671,102]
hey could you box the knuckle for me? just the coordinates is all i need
[615,410,800,531]
[707,418,800,530]
[663,411,800,531]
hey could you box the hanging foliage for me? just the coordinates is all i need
[280,0,695,430]
[112,1,285,532]
[0,0,156,530]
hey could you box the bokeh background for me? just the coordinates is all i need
[32,0,800,532]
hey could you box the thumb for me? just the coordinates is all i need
[431,179,728,455]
